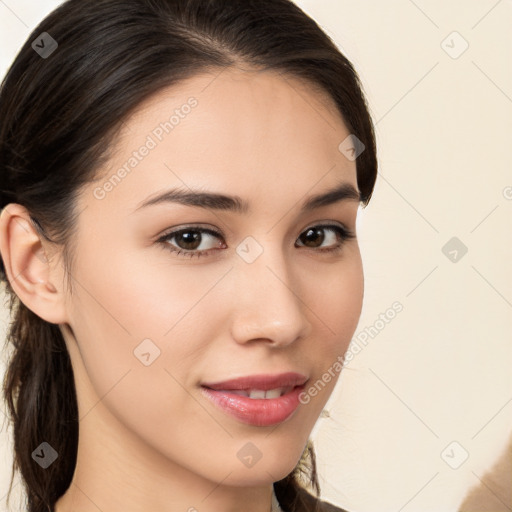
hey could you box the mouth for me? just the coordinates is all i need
[200,372,308,427]
[201,371,308,392]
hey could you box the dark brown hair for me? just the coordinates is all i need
[0,1,377,511]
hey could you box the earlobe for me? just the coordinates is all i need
[0,203,67,324]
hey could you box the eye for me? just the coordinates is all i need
[156,223,355,259]
[156,226,226,259]
[296,224,355,253]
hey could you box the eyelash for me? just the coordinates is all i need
[156,223,355,259]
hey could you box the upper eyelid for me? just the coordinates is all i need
[159,219,351,237]
[158,225,222,240]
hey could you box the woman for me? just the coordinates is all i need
[0,1,377,511]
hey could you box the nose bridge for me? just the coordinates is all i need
[229,235,312,345]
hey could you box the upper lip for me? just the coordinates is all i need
[201,372,308,391]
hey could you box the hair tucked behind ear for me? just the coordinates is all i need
[0,1,377,511]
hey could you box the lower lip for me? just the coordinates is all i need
[200,385,304,427]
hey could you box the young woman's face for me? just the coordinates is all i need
[59,67,363,490]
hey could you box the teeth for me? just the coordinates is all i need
[249,389,267,399]
[247,387,291,399]
[218,386,294,398]
[264,388,282,399]
[229,390,251,397]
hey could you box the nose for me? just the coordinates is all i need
[229,243,313,348]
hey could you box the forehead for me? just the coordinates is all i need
[83,67,357,217]
[125,66,344,126]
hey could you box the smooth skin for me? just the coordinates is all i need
[0,67,364,512]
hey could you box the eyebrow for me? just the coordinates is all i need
[133,181,361,215]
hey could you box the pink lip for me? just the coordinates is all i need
[201,372,308,391]
[200,372,308,427]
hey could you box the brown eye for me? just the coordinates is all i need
[157,227,225,259]
[299,227,327,248]
[296,224,355,251]
[173,230,203,251]
[156,223,355,260]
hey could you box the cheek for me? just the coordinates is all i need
[72,241,222,342]
[65,250,215,466]
[310,250,364,350]
[292,251,363,410]
[65,248,209,404]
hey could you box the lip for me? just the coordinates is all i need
[200,372,308,427]
[201,372,308,391]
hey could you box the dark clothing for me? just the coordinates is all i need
[296,486,349,512]
[276,484,349,512]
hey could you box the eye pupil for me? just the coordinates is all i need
[302,227,325,248]
[177,230,201,250]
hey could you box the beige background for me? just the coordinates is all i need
[1,1,511,511]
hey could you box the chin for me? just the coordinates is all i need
[226,443,306,486]
[219,463,297,487]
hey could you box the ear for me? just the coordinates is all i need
[0,203,68,324]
